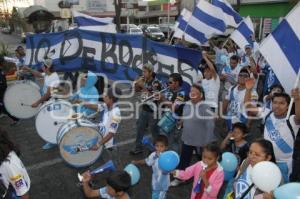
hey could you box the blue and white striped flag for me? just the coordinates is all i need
[212,0,242,28]
[72,11,116,33]
[184,0,226,45]
[259,2,300,92]
[25,29,202,85]
[230,16,254,51]
[173,8,192,39]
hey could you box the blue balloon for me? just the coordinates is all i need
[124,164,140,185]
[224,170,235,182]
[220,152,238,172]
[274,183,300,199]
[158,151,180,172]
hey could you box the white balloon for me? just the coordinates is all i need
[251,161,282,192]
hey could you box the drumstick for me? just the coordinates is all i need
[77,173,83,182]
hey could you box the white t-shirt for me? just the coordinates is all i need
[263,113,299,174]
[42,72,59,95]
[98,106,121,149]
[202,76,220,108]
[226,86,258,123]
[0,151,30,196]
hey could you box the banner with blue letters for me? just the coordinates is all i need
[25,29,202,84]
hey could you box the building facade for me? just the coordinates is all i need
[33,0,115,17]
[232,0,294,40]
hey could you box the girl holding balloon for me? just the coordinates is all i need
[172,143,224,199]
[231,139,278,199]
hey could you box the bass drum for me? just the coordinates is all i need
[4,80,41,119]
[57,119,103,168]
[35,99,73,144]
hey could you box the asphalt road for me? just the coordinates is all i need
[0,84,193,199]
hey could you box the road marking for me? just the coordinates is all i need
[27,138,136,171]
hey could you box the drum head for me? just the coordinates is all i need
[59,126,103,168]
[35,100,73,144]
[4,81,41,119]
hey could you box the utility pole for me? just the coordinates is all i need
[236,0,241,12]
[114,0,121,32]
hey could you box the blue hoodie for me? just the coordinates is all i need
[72,71,99,116]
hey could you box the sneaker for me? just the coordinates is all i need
[170,179,183,187]
[129,148,144,155]
[42,143,56,150]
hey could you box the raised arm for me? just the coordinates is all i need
[203,51,217,79]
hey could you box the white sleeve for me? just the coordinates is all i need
[108,108,121,134]
[145,152,156,166]
[48,74,60,88]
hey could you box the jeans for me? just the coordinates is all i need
[135,109,159,149]
[161,127,182,153]
[178,143,202,170]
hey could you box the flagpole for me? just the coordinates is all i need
[181,22,189,42]
[169,21,189,45]
[286,68,300,120]
[169,33,175,45]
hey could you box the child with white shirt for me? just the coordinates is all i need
[132,135,170,199]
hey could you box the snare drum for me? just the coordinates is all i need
[4,80,41,119]
[35,99,73,144]
[57,119,103,168]
[158,111,176,134]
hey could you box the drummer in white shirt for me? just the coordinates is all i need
[84,87,122,150]
[200,51,220,112]
[22,58,60,150]
[22,58,59,108]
